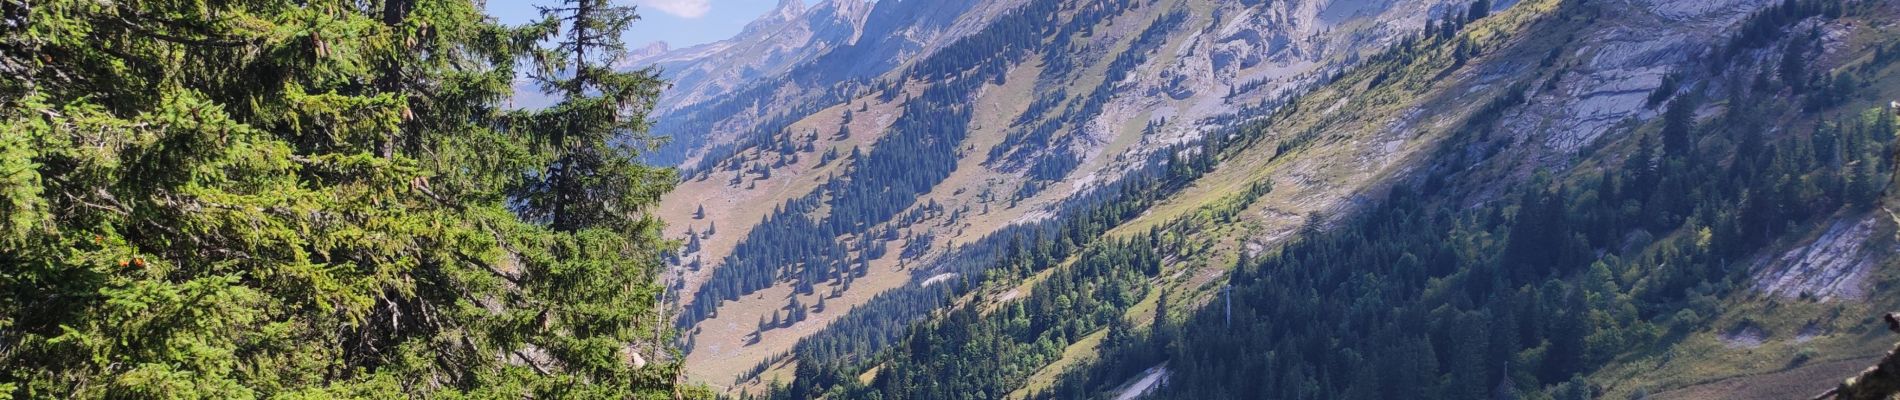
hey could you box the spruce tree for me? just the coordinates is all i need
[1,1,688,397]
[1661,96,1697,159]
[519,0,670,233]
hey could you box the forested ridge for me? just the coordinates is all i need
[0,0,691,397]
[675,0,1125,330]
[1053,0,1900,398]
[728,0,1900,398]
[676,66,982,329]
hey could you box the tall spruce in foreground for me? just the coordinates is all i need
[518,0,669,233]
[0,1,686,398]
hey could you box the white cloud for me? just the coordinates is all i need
[633,0,711,19]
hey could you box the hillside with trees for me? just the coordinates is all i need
[702,0,1900,398]
[648,0,1481,388]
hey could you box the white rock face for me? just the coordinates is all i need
[1752,214,1889,302]
[1640,0,1765,22]
[1062,0,1453,191]
[1503,0,1775,155]
[1113,364,1170,400]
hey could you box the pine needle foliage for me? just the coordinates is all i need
[0,1,685,397]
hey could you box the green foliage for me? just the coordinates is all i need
[516,0,671,233]
[1,1,682,397]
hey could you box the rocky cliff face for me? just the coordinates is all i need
[630,0,875,114]
[637,0,1024,170]
[1035,0,1459,194]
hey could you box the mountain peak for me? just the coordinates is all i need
[810,0,872,16]
[772,0,806,19]
[626,41,671,64]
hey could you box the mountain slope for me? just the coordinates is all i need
[646,0,1478,389]
[629,0,874,114]
[640,0,1900,396]
[721,0,1900,398]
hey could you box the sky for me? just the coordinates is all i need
[485,0,813,49]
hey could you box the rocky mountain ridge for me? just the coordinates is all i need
[639,0,1900,397]
[647,0,1469,388]
[629,0,875,113]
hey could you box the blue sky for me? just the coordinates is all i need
[485,0,814,49]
